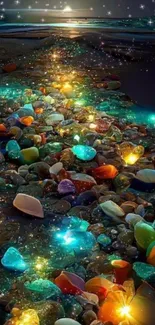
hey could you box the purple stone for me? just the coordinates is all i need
[58,179,76,195]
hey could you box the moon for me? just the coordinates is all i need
[63,6,72,12]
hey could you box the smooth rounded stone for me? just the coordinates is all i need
[58,179,76,195]
[118,230,134,246]
[17,183,43,197]
[72,145,96,161]
[46,113,64,125]
[1,247,28,272]
[135,204,145,218]
[88,224,104,237]
[25,173,39,182]
[39,143,63,158]
[19,137,34,149]
[71,174,97,194]
[97,234,111,247]
[18,165,29,177]
[92,165,118,180]
[55,319,81,325]
[5,170,26,186]
[49,162,63,175]
[28,162,50,178]
[134,221,155,250]
[13,193,44,218]
[34,301,65,325]
[25,279,61,300]
[50,200,71,213]
[43,179,58,193]
[125,213,143,227]
[126,245,138,258]
[76,191,97,206]
[136,169,155,183]
[99,194,120,204]
[82,310,97,325]
[120,201,138,214]
[20,147,39,164]
[100,201,125,218]
[6,140,21,159]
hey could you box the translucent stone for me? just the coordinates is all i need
[20,147,39,164]
[1,247,28,272]
[13,193,44,218]
[97,234,111,247]
[134,221,155,250]
[72,145,96,161]
[25,279,61,300]
[6,140,21,159]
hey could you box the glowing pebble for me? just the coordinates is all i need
[72,145,96,161]
[1,247,28,272]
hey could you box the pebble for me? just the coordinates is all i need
[13,193,44,218]
[100,200,125,218]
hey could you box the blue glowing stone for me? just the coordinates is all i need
[6,140,21,159]
[1,247,28,272]
[97,234,111,247]
[72,145,96,161]
[55,230,96,255]
[25,279,61,300]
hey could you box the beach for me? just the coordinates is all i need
[1,19,155,325]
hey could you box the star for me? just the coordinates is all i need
[140,4,145,9]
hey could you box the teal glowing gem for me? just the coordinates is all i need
[25,279,61,300]
[6,140,21,159]
[54,230,96,255]
[1,247,28,272]
[97,234,111,247]
[72,145,96,161]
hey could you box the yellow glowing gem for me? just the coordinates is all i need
[124,153,139,165]
[9,309,39,325]
[88,114,95,122]
[119,305,131,317]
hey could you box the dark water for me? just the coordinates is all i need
[1,16,155,31]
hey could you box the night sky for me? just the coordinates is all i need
[1,0,155,18]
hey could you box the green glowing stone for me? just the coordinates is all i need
[25,279,61,300]
[134,221,155,250]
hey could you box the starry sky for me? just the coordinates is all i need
[1,0,155,17]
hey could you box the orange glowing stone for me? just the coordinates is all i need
[92,165,118,180]
[20,116,34,126]
[85,276,121,301]
[0,124,7,132]
[39,87,46,94]
[35,107,44,114]
[111,260,132,285]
